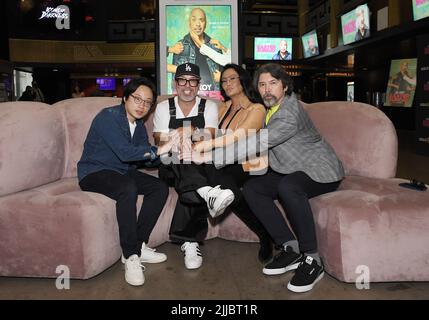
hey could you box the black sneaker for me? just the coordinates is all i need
[262,246,303,275]
[287,256,324,293]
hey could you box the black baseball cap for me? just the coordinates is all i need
[175,63,201,79]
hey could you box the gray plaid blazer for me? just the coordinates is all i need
[214,93,345,183]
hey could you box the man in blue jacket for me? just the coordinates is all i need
[78,77,178,286]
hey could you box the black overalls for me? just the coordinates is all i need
[160,97,212,242]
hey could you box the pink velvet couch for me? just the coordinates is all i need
[1,98,428,283]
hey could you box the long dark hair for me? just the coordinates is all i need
[220,64,260,103]
[122,77,157,105]
[252,63,294,96]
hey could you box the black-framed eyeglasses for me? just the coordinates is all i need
[130,94,153,107]
[175,78,200,87]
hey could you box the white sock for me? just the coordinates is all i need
[196,186,212,199]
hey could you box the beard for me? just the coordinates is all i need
[262,94,279,107]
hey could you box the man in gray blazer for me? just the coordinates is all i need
[244,63,344,293]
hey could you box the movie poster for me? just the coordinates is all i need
[163,4,233,99]
[385,58,418,107]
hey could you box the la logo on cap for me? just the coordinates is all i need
[185,64,192,71]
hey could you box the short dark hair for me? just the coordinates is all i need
[122,77,157,105]
[253,63,294,96]
[220,63,261,104]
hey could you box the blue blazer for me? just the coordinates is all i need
[77,104,157,181]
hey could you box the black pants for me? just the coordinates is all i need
[79,169,169,258]
[209,165,272,242]
[160,163,213,242]
[169,164,271,243]
[243,170,341,253]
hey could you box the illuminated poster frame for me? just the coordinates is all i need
[157,0,239,99]
[385,58,418,107]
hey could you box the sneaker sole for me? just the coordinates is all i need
[122,255,167,264]
[125,275,145,286]
[262,261,301,275]
[287,271,324,293]
[185,261,202,270]
[210,193,235,218]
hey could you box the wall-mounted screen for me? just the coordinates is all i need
[413,0,429,21]
[254,37,293,61]
[158,0,239,100]
[385,58,418,107]
[96,78,116,91]
[14,70,33,100]
[302,30,319,58]
[347,81,354,102]
[341,4,370,45]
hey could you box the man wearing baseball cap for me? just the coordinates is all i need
[153,62,234,270]
[174,62,201,79]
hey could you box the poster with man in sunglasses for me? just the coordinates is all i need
[165,5,232,100]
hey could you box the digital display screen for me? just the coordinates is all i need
[341,4,370,45]
[302,30,319,58]
[254,37,293,61]
[412,0,429,21]
[96,78,116,90]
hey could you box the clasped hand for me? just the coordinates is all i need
[179,138,212,164]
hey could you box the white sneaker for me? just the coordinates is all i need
[181,242,202,270]
[140,243,167,263]
[201,185,235,218]
[124,254,145,286]
[121,243,167,264]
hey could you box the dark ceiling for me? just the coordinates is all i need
[243,0,323,10]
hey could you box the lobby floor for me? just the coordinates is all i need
[1,130,428,300]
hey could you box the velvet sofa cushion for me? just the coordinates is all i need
[303,102,398,179]
[311,176,429,282]
[0,102,65,197]
[0,176,180,279]
[54,97,122,178]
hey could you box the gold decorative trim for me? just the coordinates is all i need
[9,39,155,63]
